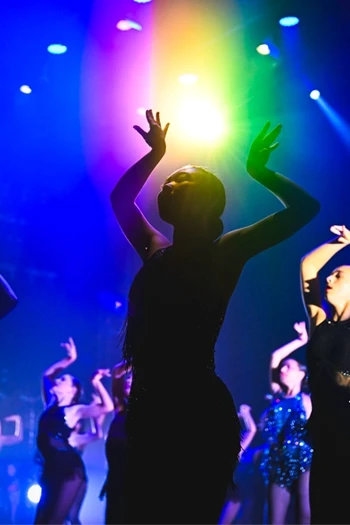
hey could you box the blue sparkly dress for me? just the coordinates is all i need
[259,394,313,489]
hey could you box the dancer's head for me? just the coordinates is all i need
[157,166,226,241]
[279,359,307,392]
[325,266,350,307]
[51,374,82,406]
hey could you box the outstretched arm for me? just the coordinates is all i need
[77,370,114,419]
[301,225,350,334]
[0,274,18,319]
[218,123,320,265]
[111,110,171,261]
[42,337,77,406]
[239,405,257,458]
[269,322,308,393]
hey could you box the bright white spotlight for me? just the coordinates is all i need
[133,0,152,2]
[137,107,146,116]
[279,16,299,27]
[256,44,270,55]
[47,44,67,55]
[20,85,32,94]
[27,484,42,504]
[177,98,225,143]
[310,90,320,100]
[116,20,142,31]
[178,74,198,85]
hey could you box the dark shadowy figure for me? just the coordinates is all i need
[103,360,131,524]
[301,224,350,524]
[111,110,320,524]
[34,338,113,524]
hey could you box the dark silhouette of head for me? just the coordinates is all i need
[157,165,226,241]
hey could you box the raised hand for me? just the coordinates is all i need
[133,110,170,153]
[91,369,111,384]
[60,337,77,362]
[246,122,282,176]
[330,225,350,245]
[293,321,308,344]
[239,404,252,415]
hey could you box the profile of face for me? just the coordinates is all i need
[279,359,305,390]
[325,266,350,306]
[124,374,132,398]
[51,374,78,403]
[157,166,225,238]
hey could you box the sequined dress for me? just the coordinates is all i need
[259,394,312,488]
[121,246,241,524]
[307,318,350,524]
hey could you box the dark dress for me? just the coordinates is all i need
[34,404,86,524]
[104,409,128,524]
[122,246,241,524]
[307,318,350,524]
[259,394,312,489]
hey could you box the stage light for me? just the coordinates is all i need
[115,301,123,309]
[19,85,32,94]
[47,44,67,55]
[279,16,299,27]
[177,98,225,143]
[310,90,320,100]
[137,107,146,115]
[256,44,270,55]
[178,74,198,85]
[116,20,142,31]
[27,484,41,504]
[133,0,152,3]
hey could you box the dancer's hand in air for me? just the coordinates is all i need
[60,337,77,363]
[293,322,308,344]
[133,110,170,155]
[330,225,350,245]
[246,122,282,177]
[91,369,111,385]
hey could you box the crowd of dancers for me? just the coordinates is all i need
[1,110,350,524]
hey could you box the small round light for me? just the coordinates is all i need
[256,44,270,55]
[279,16,299,27]
[137,107,146,116]
[20,85,32,94]
[116,20,142,31]
[27,484,42,504]
[47,44,67,55]
[310,90,320,100]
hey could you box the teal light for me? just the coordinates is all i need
[47,44,67,55]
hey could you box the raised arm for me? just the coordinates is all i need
[218,123,320,266]
[0,274,18,319]
[301,225,350,334]
[0,415,23,447]
[111,110,171,261]
[41,337,77,406]
[239,405,257,457]
[76,369,114,419]
[269,322,308,393]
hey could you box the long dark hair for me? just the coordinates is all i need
[71,376,83,404]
